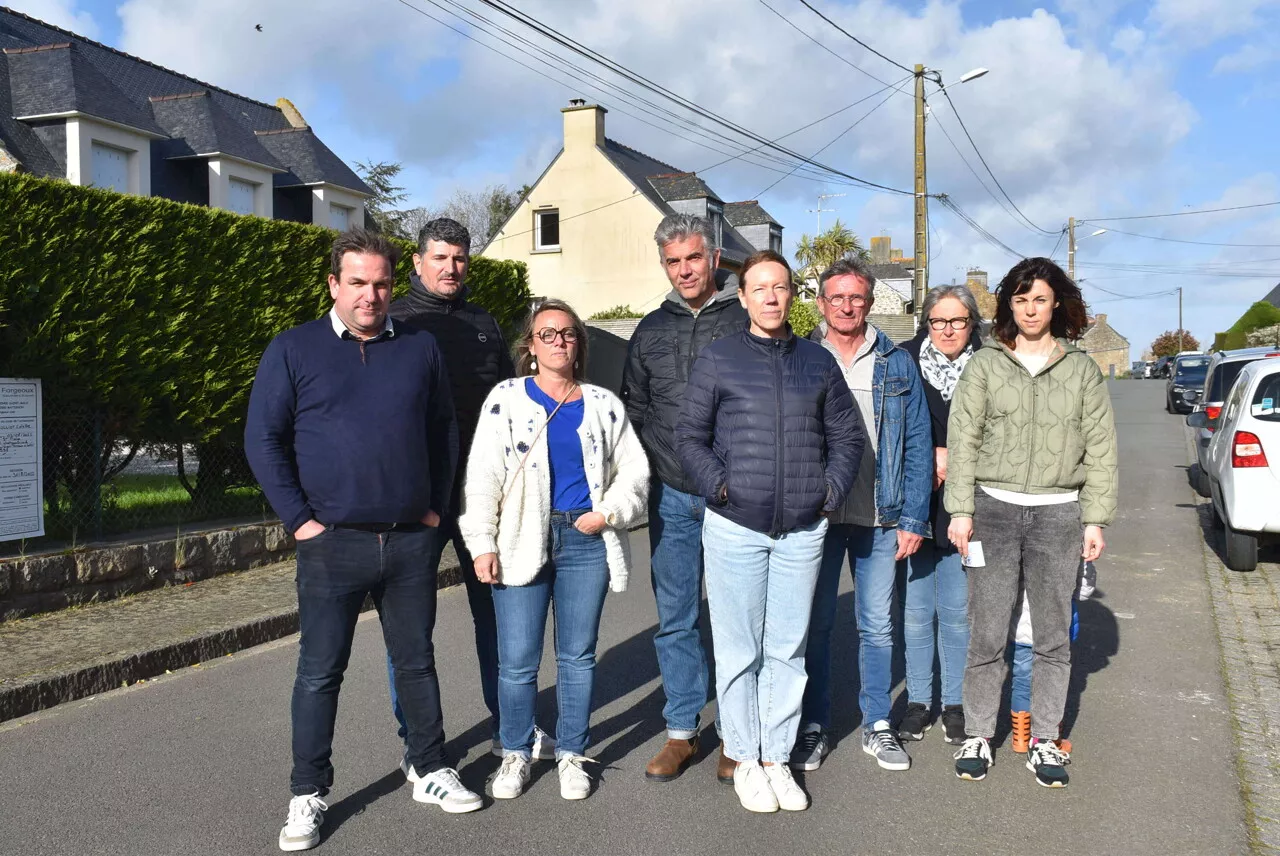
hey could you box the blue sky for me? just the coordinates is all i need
[15,0,1280,356]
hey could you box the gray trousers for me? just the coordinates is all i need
[963,491,1081,741]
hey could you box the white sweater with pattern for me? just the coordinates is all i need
[459,379,650,592]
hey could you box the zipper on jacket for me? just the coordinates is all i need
[1024,375,1037,492]
[771,339,785,536]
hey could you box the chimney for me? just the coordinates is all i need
[870,236,891,264]
[562,100,606,152]
[1095,313,1106,324]
[276,97,309,129]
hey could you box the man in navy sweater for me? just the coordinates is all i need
[246,229,483,852]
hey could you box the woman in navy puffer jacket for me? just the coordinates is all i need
[677,250,864,814]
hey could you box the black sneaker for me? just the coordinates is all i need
[941,705,966,745]
[1027,738,1070,788]
[953,736,992,781]
[897,702,932,741]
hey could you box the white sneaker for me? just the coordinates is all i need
[532,726,558,761]
[412,766,484,813]
[399,755,420,783]
[557,754,594,800]
[278,793,326,851]
[732,760,779,813]
[492,752,532,800]
[763,763,809,811]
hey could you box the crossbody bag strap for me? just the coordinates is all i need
[499,381,579,509]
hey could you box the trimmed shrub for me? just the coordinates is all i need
[788,298,822,339]
[588,304,643,320]
[0,171,529,514]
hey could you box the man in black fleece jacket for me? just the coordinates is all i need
[246,229,482,850]
[387,218,552,760]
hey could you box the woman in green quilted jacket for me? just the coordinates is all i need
[944,257,1117,789]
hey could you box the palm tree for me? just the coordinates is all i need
[794,220,870,297]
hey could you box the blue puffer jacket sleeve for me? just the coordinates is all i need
[676,346,726,503]
[820,357,863,512]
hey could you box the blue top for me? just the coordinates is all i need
[244,317,458,532]
[525,377,591,511]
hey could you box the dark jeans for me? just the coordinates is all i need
[388,516,499,741]
[492,511,609,758]
[292,526,447,796]
[963,492,1081,741]
[647,480,710,739]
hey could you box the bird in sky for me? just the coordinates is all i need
[254,24,263,32]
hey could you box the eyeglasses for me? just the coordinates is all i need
[535,327,580,344]
[819,294,869,308]
[927,317,971,331]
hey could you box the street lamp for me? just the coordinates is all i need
[914,65,989,314]
[1067,219,1107,281]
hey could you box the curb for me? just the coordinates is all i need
[0,560,465,724]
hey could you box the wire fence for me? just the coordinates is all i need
[5,410,273,557]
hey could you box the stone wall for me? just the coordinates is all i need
[0,522,295,622]
[1088,347,1128,377]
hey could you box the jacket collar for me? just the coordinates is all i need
[403,271,469,314]
[810,320,897,357]
[742,326,797,353]
[662,268,740,317]
[987,336,1080,371]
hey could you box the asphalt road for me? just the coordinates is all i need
[0,381,1248,856]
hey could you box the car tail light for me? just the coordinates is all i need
[1232,431,1269,468]
[1206,405,1222,431]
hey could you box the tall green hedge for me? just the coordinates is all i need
[0,171,529,510]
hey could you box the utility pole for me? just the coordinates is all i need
[913,63,928,316]
[808,192,845,235]
[1067,216,1076,281]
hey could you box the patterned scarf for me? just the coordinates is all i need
[919,338,973,402]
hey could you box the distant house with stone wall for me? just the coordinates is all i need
[1079,313,1130,377]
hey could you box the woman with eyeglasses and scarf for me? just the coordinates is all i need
[460,299,649,803]
[899,286,984,747]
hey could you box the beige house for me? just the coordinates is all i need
[483,100,781,318]
[1079,313,1131,377]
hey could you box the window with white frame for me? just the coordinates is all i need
[330,203,353,231]
[228,177,257,216]
[90,142,129,193]
[534,208,560,250]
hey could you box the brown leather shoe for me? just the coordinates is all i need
[645,737,699,781]
[717,745,737,785]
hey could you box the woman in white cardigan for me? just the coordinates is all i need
[459,299,649,803]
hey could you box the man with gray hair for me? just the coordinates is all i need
[622,213,747,784]
[793,257,933,774]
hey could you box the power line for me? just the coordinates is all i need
[395,0,848,184]
[471,0,914,194]
[792,0,914,74]
[1077,223,1280,248]
[1085,200,1280,222]
[936,194,1027,259]
[755,0,909,94]
[935,85,1056,236]
[754,86,899,197]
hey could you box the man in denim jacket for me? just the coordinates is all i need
[791,258,933,774]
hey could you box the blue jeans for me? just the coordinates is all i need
[803,524,899,729]
[491,511,609,759]
[702,509,827,763]
[904,541,969,707]
[648,481,709,739]
[292,526,446,796]
[388,516,499,742]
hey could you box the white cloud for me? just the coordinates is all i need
[1213,43,1279,74]
[1149,0,1280,45]
[8,0,99,38]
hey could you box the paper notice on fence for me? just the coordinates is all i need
[0,379,43,541]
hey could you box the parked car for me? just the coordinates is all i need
[1190,347,1280,495]
[1166,354,1211,414]
[1132,360,1148,378]
[1143,361,1155,379]
[1153,355,1173,378]
[1187,358,1280,571]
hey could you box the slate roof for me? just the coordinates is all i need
[597,138,757,265]
[149,91,282,170]
[0,6,369,194]
[868,262,912,281]
[1264,282,1280,309]
[255,127,365,189]
[647,171,721,203]
[724,200,779,227]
